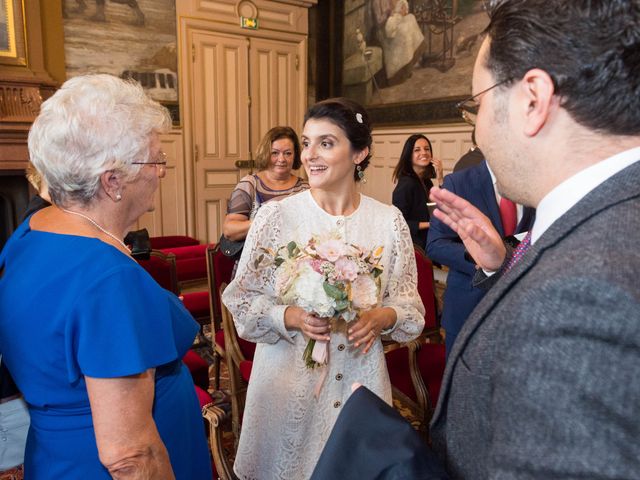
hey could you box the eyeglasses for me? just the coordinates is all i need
[132,151,167,168]
[456,78,512,126]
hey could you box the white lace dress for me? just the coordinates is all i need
[222,190,425,480]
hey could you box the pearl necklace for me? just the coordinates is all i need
[61,208,130,252]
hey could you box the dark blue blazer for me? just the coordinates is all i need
[426,161,535,353]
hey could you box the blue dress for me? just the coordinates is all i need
[0,219,212,479]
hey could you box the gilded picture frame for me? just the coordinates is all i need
[0,0,27,66]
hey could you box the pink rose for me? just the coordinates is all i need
[351,275,378,310]
[334,257,359,282]
[316,239,347,262]
[309,258,324,273]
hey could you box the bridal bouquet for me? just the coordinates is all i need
[260,233,384,368]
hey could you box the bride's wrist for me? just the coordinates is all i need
[284,306,302,330]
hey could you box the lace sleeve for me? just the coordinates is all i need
[221,202,295,344]
[382,209,425,342]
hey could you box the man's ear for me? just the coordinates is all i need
[100,170,123,202]
[519,68,557,137]
[353,146,370,166]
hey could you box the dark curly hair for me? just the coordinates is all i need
[303,97,372,182]
[484,0,640,135]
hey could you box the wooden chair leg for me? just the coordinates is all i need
[202,403,237,480]
[228,366,244,451]
[212,351,221,391]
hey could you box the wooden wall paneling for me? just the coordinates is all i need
[136,130,186,236]
[364,124,474,205]
[359,136,402,204]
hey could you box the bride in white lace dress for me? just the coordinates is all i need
[222,97,425,480]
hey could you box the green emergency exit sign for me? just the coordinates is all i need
[241,17,258,29]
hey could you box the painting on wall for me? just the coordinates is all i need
[342,0,488,125]
[0,0,27,66]
[62,0,179,123]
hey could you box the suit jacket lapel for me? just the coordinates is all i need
[431,159,640,428]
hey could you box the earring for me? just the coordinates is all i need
[115,193,122,201]
[356,164,366,183]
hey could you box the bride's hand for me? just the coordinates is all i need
[347,307,396,354]
[284,306,330,341]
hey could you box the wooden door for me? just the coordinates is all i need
[190,30,251,243]
[249,37,302,147]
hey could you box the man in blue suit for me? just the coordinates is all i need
[427,159,534,355]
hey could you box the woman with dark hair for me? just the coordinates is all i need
[222,126,308,243]
[223,97,424,479]
[392,134,444,247]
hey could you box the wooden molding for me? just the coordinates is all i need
[0,83,44,123]
[0,0,62,170]
[178,0,314,35]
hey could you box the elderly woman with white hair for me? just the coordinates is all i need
[0,75,211,479]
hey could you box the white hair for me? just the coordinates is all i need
[28,74,171,206]
[394,0,409,13]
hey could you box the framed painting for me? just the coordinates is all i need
[62,0,179,124]
[340,0,488,126]
[0,0,27,66]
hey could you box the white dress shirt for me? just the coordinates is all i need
[486,162,524,224]
[532,146,640,245]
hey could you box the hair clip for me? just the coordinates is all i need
[355,113,363,124]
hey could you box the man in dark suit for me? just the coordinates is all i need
[426,160,534,356]
[452,129,483,173]
[427,0,640,477]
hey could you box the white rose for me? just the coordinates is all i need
[292,264,336,317]
[275,259,297,297]
[351,274,378,310]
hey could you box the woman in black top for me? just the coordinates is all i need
[391,134,443,248]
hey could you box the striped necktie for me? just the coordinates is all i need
[504,232,532,273]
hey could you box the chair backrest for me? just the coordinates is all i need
[149,235,200,250]
[137,250,179,294]
[161,243,210,284]
[206,245,236,325]
[219,283,245,365]
[414,247,438,329]
[217,281,256,361]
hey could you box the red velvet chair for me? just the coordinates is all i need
[160,243,211,286]
[385,246,445,438]
[138,251,234,478]
[416,342,446,415]
[137,250,179,294]
[219,283,255,449]
[414,246,440,339]
[201,399,235,480]
[183,349,210,391]
[196,385,236,480]
[136,250,211,350]
[206,245,256,390]
[149,235,200,250]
